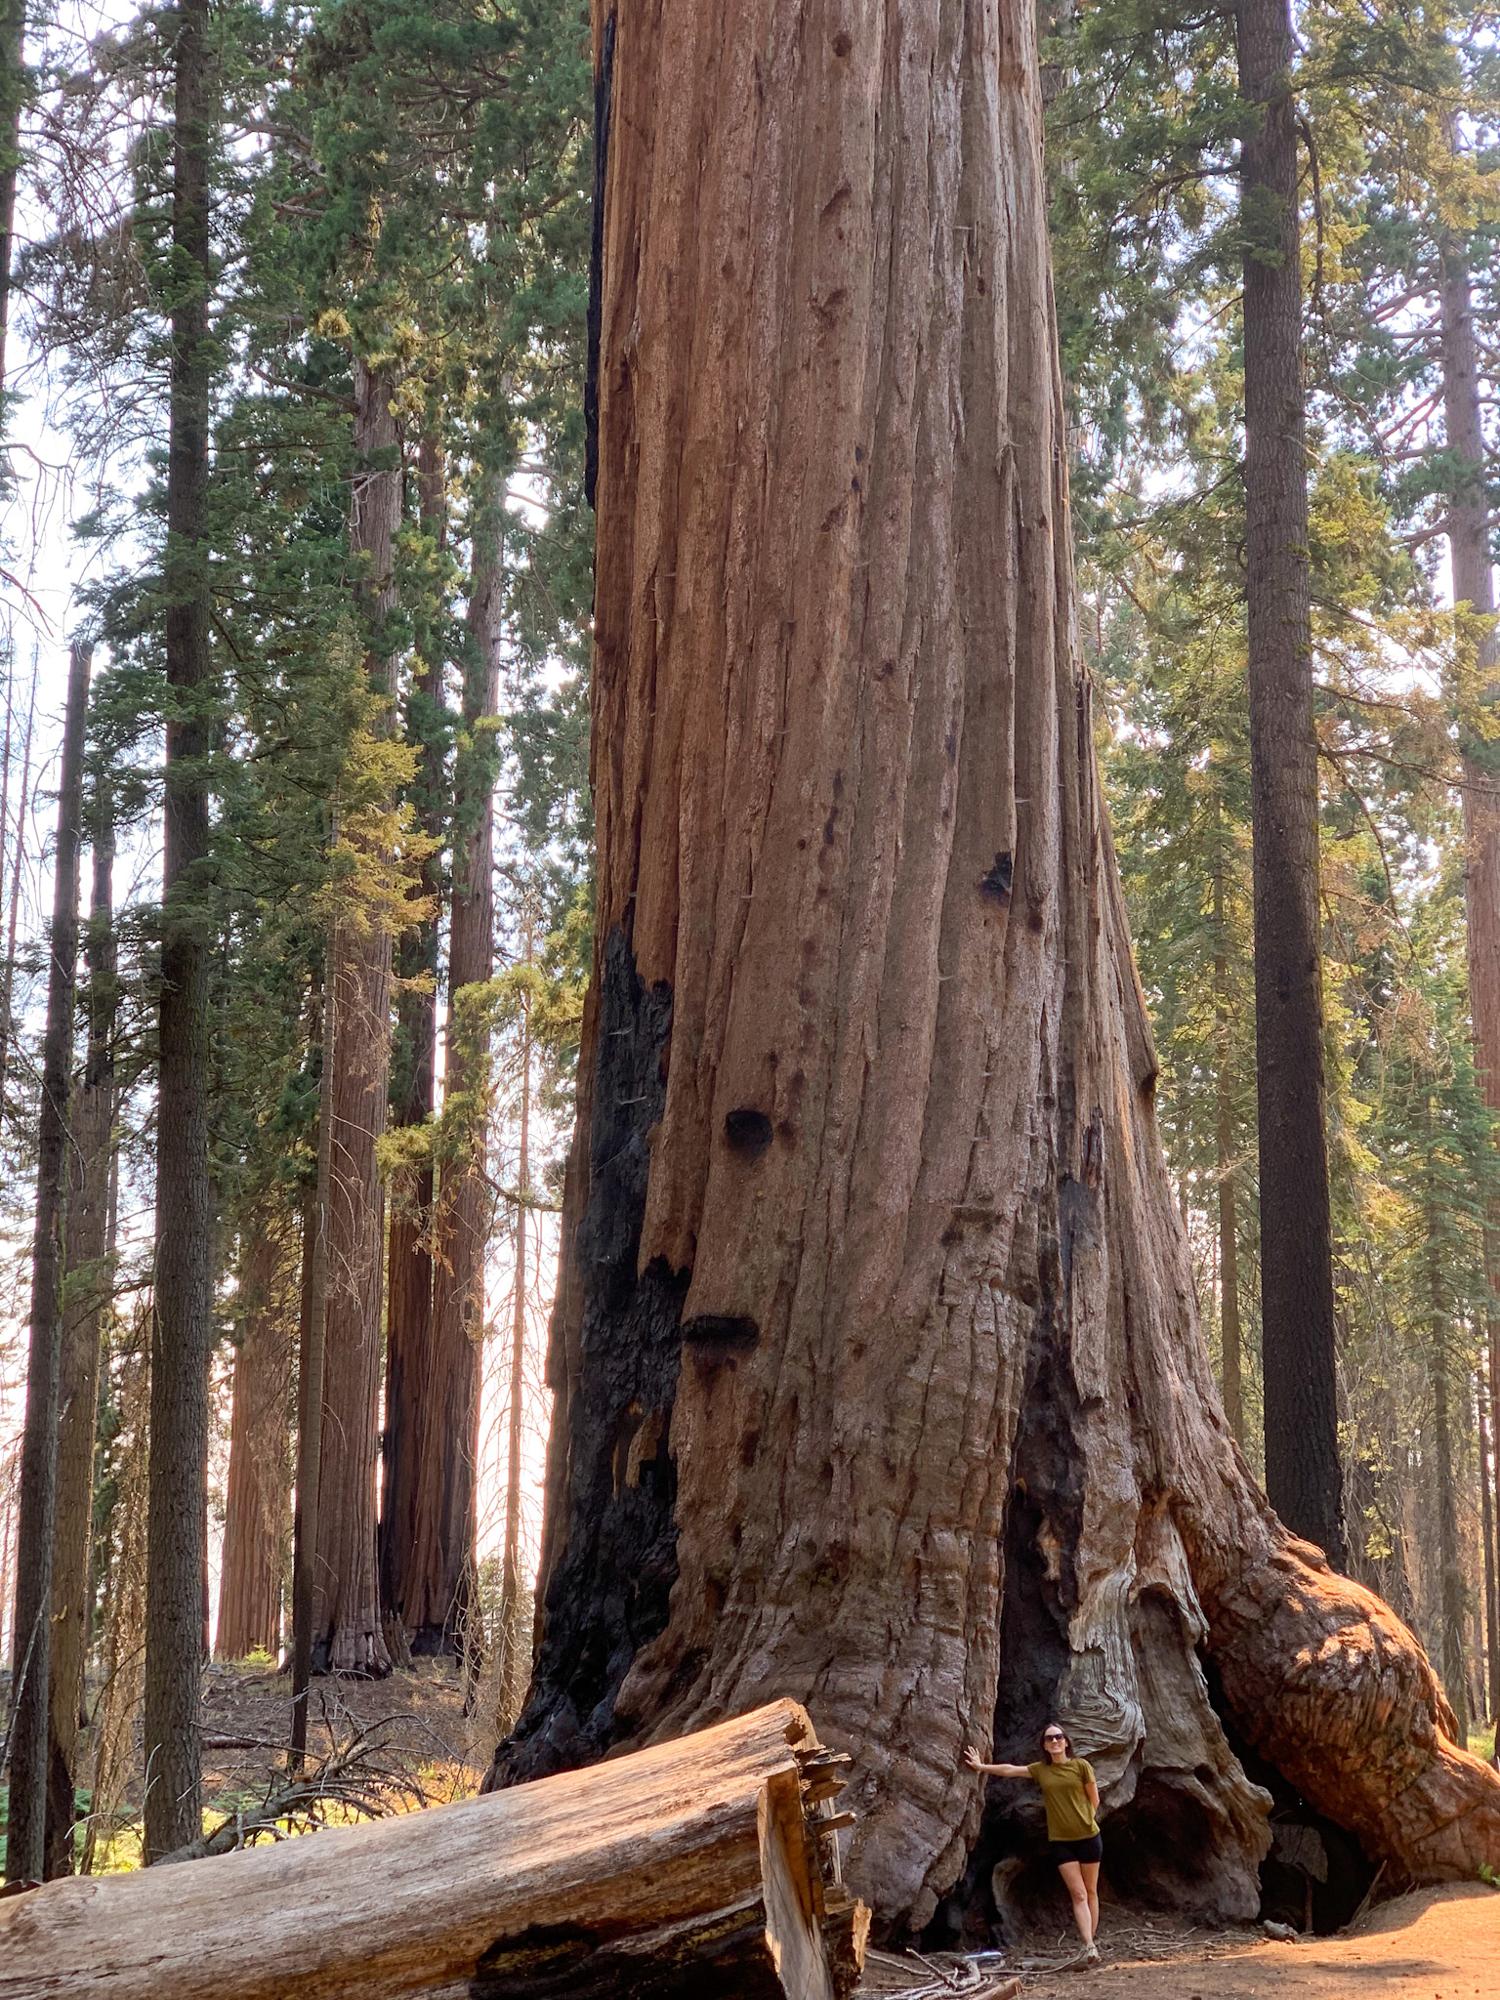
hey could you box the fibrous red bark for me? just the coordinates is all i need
[493,0,1500,1934]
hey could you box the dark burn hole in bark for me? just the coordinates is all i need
[489,929,682,1788]
[724,1105,773,1158]
[979,850,1013,902]
[682,1313,760,1357]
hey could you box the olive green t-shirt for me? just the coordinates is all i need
[1026,1756,1099,1842]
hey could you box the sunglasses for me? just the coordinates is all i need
[1043,1733,1066,1742]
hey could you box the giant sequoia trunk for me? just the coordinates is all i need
[493,0,1500,1933]
[310,359,401,1677]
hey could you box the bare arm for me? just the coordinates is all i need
[962,1746,1031,1780]
[1085,1779,1100,1812]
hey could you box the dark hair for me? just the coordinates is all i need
[1040,1722,1073,1757]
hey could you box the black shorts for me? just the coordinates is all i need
[1049,1833,1103,1865]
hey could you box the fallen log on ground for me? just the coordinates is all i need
[1,1698,867,1999]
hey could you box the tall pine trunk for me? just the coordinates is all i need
[310,359,401,1677]
[44,763,116,1878]
[497,913,533,1732]
[0,0,25,403]
[4,639,88,1885]
[215,1217,295,1661]
[492,0,1500,1929]
[289,970,334,1761]
[1213,856,1245,1447]
[1425,1191,1468,1740]
[144,0,214,1861]
[416,498,502,1662]
[1437,221,1500,1741]
[0,663,36,1116]
[1235,0,1344,1568]
[1482,1354,1500,1728]
[380,432,446,1654]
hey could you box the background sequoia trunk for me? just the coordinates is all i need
[309,359,401,1677]
[215,1218,295,1661]
[494,0,1500,1937]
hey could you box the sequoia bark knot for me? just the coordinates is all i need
[492,0,1500,1931]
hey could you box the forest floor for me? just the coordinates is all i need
[907,1884,1498,1999]
[42,1655,493,1868]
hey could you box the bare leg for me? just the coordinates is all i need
[1057,1859,1094,1946]
[1081,1860,1101,1943]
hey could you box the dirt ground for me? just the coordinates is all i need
[1009,1886,1497,1999]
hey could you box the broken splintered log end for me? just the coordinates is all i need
[0,1699,867,2000]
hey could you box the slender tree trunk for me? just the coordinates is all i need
[0,663,36,1118]
[380,431,445,1654]
[143,0,215,1863]
[1487,1342,1500,1729]
[1236,0,1344,1569]
[3,639,88,1885]
[80,1331,149,1878]
[44,765,116,1878]
[1426,1194,1469,1741]
[310,358,401,1677]
[1213,858,1245,1448]
[0,668,13,1049]
[417,495,503,1662]
[497,922,533,1731]
[1437,219,1500,1739]
[492,0,1500,1929]
[215,1217,295,1661]
[289,968,334,1763]
[0,0,26,405]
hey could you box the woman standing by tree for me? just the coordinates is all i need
[965,1727,1103,1964]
